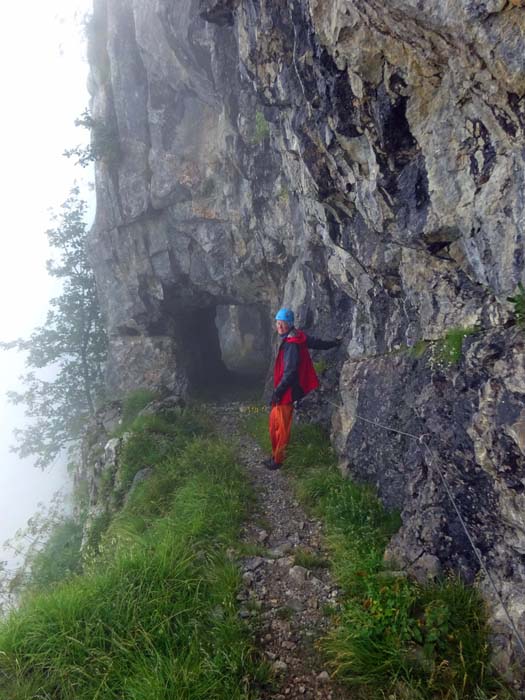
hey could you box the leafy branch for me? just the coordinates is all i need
[63,109,120,168]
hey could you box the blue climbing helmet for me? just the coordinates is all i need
[275,308,294,325]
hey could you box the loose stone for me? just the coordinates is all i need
[273,660,288,674]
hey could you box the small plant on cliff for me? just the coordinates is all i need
[253,110,270,144]
[0,188,108,469]
[64,109,121,168]
[507,282,525,326]
[313,359,329,376]
[408,339,430,359]
[119,388,159,431]
[431,326,479,367]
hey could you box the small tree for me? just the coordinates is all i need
[63,109,120,168]
[1,187,107,469]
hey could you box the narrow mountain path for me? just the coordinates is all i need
[208,402,349,700]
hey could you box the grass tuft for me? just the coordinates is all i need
[293,547,330,570]
[119,388,159,430]
[116,409,211,498]
[408,340,430,359]
[253,110,270,144]
[507,282,525,326]
[313,359,329,375]
[432,327,479,367]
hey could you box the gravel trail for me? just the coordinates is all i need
[209,402,349,700]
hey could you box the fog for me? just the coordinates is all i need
[0,0,93,569]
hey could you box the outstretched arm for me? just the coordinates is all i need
[306,335,342,350]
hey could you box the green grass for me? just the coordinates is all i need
[27,519,83,591]
[243,412,271,454]
[253,110,270,144]
[507,282,525,326]
[293,547,330,570]
[313,359,329,375]
[84,509,112,554]
[237,542,269,558]
[432,327,479,367]
[116,409,211,497]
[0,416,268,699]
[245,415,511,699]
[408,340,430,359]
[276,606,293,621]
[118,388,159,432]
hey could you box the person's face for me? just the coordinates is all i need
[276,320,290,335]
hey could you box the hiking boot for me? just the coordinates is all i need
[263,458,281,470]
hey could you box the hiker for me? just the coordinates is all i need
[265,308,341,470]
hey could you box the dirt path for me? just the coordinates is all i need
[209,402,349,700]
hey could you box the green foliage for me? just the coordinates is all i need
[84,510,112,554]
[116,409,210,496]
[119,388,159,431]
[247,415,510,699]
[293,547,330,570]
[243,411,272,454]
[72,477,89,519]
[0,494,82,609]
[313,359,329,375]
[0,188,108,468]
[408,340,430,359]
[0,432,266,699]
[63,109,121,168]
[276,606,293,621]
[237,542,269,558]
[28,519,83,591]
[253,110,270,144]
[507,282,525,326]
[324,575,500,698]
[432,327,478,367]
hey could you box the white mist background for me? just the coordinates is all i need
[0,0,94,568]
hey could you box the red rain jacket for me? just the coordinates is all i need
[273,330,319,405]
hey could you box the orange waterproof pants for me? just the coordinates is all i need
[269,404,294,465]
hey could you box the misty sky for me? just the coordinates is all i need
[0,0,93,566]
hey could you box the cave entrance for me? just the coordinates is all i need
[178,304,270,401]
[215,304,270,377]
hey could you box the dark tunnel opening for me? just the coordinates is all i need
[175,304,271,402]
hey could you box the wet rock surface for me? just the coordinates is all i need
[210,403,347,699]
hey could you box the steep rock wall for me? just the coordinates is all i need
[87,0,525,672]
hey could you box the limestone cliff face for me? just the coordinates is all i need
[87,0,525,670]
